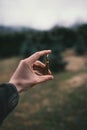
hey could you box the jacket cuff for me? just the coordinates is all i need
[0,83,19,124]
[7,83,19,112]
[1,83,19,113]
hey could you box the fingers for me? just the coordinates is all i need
[33,70,43,76]
[38,75,54,83]
[26,50,52,64]
[33,60,52,75]
[33,60,45,68]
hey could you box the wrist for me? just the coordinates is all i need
[9,80,22,93]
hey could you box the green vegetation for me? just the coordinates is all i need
[0,32,26,58]
[0,24,87,58]
[0,24,87,72]
[1,66,87,130]
[0,23,87,129]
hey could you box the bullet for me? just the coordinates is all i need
[45,54,49,74]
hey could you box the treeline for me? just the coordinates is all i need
[21,24,87,72]
[0,31,26,58]
[0,24,87,72]
[21,24,87,55]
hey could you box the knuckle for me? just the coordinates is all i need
[35,52,40,57]
[20,59,26,65]
[34,77,40,84]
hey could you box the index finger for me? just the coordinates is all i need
[26,50,52,63]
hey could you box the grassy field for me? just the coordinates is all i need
[0,57,87,130]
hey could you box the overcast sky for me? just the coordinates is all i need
[0,0,87,30]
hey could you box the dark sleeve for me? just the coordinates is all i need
[0,83,19,125]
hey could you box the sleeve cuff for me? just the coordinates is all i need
[0,83,19,113]
[7,83,19,112]
[0,83,19,124]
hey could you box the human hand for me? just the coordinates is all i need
[9,50,54,93]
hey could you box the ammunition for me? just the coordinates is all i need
[45,54,49,74]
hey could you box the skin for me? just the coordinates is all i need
[9,50,54,93]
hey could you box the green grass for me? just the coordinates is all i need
[1,69,87,130]
[1,57,87,130]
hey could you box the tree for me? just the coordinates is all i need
[75,35,86,55]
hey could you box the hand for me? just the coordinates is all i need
[9,50,54,93]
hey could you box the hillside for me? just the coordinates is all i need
[0,56,87,130]
[0,57,20,82]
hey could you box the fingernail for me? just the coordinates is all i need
[50,76,54,80]
[48,50,52,52]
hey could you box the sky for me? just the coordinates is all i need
[0,0,87,30]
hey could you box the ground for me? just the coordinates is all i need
[0,54,87,130]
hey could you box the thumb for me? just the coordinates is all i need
[39,75,54,83]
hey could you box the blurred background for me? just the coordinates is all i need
[0,0,87,130]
